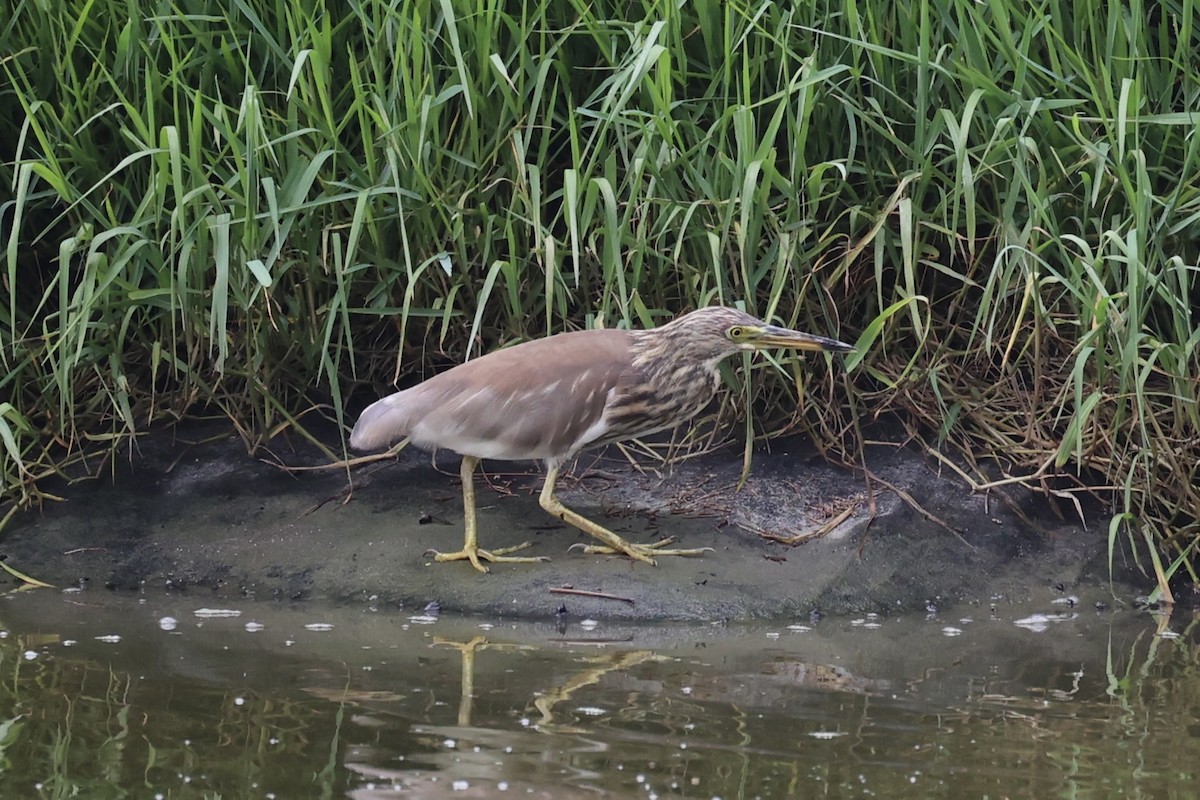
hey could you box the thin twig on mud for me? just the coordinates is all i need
[549,587,636,604]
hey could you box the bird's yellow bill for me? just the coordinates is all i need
[753,326,855,352]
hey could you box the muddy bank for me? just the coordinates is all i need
[1,422,1150,620]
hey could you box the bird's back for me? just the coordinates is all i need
[349,328,635,461]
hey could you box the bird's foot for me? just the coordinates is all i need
[568,537,715,566]
[425,542,549,574]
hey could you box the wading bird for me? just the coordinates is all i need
[350,306,853,573]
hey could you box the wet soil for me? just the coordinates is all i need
[1,421,1148,620]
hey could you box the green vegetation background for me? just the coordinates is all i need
[2,0,1197,595]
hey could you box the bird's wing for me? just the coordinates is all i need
[354,328,635,461]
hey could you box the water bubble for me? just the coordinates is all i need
[193,608,242,618]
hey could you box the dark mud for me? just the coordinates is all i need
[1,422,1149,620]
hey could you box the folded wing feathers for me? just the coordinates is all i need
[348,328,636,460]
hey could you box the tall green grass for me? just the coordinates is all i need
[2,0,1197,596]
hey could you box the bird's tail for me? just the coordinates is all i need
[349,394,411,451]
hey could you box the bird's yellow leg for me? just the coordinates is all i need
[426,456,549,573]
[538,464,713,566]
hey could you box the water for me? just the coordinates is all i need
[1,589,1195,798]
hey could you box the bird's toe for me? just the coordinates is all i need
[570,537,711,565]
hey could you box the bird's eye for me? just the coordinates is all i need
[727,326,746,340]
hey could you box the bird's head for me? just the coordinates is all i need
[653,306,854,366]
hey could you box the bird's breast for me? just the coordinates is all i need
[588,365,718,448]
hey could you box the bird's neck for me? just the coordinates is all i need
[628,328,723,400]
[587,327,725,447]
